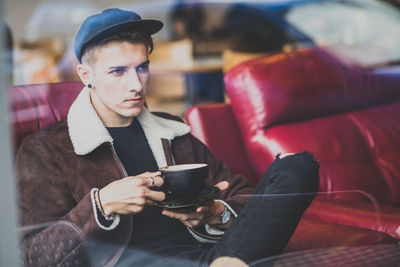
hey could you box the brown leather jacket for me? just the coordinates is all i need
[16,87,255,267]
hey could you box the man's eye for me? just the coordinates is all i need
[137,64,149,73]
[110,68,125,75]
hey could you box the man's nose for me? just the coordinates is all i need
[128,70,143,92]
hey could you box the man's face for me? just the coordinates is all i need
[84,41,150,127]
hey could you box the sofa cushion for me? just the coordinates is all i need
[285,218,397,253]
[185,103,258,184]
[304,197,400,240]
[225,47,400,129]
[280,218,400,266]
[237,101,400,205]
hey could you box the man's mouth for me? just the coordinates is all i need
[126,97,143,102]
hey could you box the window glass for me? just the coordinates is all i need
[4,0,400,266]
[287,0,400,66]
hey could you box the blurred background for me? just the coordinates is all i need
[3,0,400,116]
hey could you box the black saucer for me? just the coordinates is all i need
[155,186,220,209]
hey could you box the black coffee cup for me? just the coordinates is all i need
[159,163,208,197]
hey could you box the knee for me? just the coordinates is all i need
[262,151,320,194]
[284,151,320,193]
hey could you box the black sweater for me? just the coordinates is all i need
[107,119,196,251]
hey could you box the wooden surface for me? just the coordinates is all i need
[150,56,223,75]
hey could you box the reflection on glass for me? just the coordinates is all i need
[3,1,400,266]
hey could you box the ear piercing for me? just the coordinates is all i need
[87,84,92,88]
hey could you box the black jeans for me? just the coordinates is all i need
[118,151,320,267]
[206,151,320,265]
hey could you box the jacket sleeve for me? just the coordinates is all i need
[17,135,114,233]
[16,135,127,266]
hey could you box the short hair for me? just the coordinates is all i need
[81,31,154,65]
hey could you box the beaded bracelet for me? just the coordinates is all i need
[94,188,114,220]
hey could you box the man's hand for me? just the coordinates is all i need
[98,171,166,216]
[161,181,231,228]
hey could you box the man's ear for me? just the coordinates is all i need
[76,64,92,86]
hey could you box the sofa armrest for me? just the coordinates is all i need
[276,218,400,266]
[304,196,400,240]
[185,103,258,184]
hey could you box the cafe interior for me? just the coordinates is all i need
[2,0,400,265]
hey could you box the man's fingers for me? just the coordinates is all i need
[142,171,162,177]
[146,199,155,206]
[196,205,211,213]
[215,181,229,191]
[162,209,205,227]
[140,175,164,187]
[124,172,163,187]
[162,210,183,219]
[162,210,200,220]
[145,189,166,202]
[182,220,200,228]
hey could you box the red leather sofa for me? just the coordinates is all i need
[186,47,400,243]
[10,76,399,264]
[10,82,82,151]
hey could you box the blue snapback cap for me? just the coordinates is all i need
[74,8,163,63]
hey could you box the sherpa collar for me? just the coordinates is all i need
[67,86,191,167]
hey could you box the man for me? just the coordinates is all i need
[17,8,319,267]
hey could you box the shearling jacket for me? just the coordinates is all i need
[16,87,255,267]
